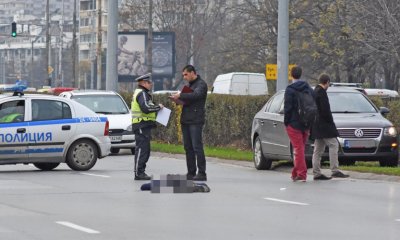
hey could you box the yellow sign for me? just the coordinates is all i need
[48,66,54,75]
[266,64,296,80]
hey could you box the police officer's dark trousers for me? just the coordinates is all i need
[181,124,206,175]
[134,127,152,176]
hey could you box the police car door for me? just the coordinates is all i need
[0,99,29,161]
[28,99,76,161]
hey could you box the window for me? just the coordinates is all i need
[0,100,25,123]
[267,92,284,113]
[32,100,72,121]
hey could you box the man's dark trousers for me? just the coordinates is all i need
[181,124,206,175]
[134,127,151,175]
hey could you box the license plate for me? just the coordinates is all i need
[343,140,375,148]
[110,136,122,142]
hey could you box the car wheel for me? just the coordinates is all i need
[379,157,399,167]
[131,148,135,155]
[33,163,60,171]
[66,140,98,171]
[253,136,272,170]
[110,148,120,154]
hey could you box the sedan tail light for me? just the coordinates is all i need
[104,120,109,136]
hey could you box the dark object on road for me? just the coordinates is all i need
[140,174,210,193]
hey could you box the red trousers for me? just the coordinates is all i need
[285,125,309,180]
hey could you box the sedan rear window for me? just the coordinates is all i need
[72,95,129,114]
[329,92,377,113]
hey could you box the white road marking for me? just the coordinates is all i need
[395,219,400,222]
[280,188,287,191]
[264,197,309,206]
[56,221,100,234]
[80,173,110,178]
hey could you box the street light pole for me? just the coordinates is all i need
[45,0,50,87]
[147,0,153,77]
[106,0,118,91]
[277,0,289,91]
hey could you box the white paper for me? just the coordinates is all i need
[156,107,171,126]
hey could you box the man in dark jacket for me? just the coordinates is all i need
[170,65,208,181]
[132,73,163,180]
[284,66,314,182]
[311,74,349,180]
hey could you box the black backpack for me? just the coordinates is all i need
[295,89,317,128]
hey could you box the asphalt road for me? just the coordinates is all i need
[0,151,400,240]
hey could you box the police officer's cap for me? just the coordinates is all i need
[135,73,152,82]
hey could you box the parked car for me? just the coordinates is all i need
[251,87,398,169]
[60,90,135,154]
[212,72,268,95]
[0,92,111,171]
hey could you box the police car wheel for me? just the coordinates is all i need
[33,163,60,171]
[110,148,120,154]
[66,140,98,171]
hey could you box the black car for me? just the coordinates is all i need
[251,87,398,169]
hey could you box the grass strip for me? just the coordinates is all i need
[151,142,400,176]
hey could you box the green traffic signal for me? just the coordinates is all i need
[11,22,16,37]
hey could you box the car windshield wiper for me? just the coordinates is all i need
[95,111,114,114]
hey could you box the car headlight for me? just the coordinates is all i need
[384,127,397,137]
[127,124,132,132]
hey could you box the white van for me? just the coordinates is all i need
[212,72,268,96]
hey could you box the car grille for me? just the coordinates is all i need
[338,128,382,138]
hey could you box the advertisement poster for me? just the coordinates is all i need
[118,32,175,83]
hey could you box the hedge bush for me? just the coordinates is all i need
[121,92,268,149]
[120,91,400,150]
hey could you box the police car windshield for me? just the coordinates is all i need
[72,95,129,114]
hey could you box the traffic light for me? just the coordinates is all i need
[11,22,16,37]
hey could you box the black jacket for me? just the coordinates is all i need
[132,85,161,130]
[284,80,314,131]
[179,75,208,125]
[311,85,339,139]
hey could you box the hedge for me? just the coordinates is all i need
[120,91,400,150]
[120,92,268,149]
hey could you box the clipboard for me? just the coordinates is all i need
[169,86,193,105]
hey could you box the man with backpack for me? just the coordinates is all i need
[284,66,316,182]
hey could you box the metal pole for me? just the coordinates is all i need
[106,0,118,91]
[45,0,50,87]
[31,41,34,83]
[147,0,153,77]
[90,0,96,89]
[277,0,289,91]
[59,0,65,87]
[72,0,77,88]
[96,0,103,89]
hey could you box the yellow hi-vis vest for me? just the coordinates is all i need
[131,89,156,124]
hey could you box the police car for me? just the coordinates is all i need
[0,91,111,171]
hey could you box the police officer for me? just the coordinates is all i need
[131,73,163,180]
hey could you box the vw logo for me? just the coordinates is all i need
[354,129,364,138]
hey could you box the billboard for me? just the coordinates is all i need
[117,32,175,83]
